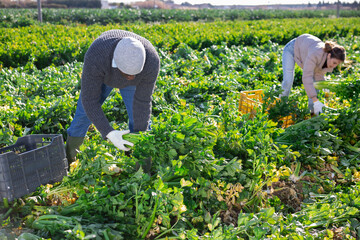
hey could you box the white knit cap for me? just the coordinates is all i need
[112,37,146,75]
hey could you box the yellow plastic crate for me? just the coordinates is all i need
[238,90,263,119]
[238,90,294,128]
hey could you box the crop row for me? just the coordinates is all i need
[1,15,360,239]
[1,36,360,239]
[1,8,360,27]
[1,37,359,156]
[0,43,282,144]
[1,17,360,69]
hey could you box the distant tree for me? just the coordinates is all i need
[354,0,360,9]
[181,2,192,6]
[109,2,130,8]
[47,0,101,8]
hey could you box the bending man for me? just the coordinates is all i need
[66,30,160,163]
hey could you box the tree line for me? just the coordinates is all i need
[0,0,101,8]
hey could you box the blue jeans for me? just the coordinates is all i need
[281,38,296,98]
[281,38,317,112]
[67,84,136,137]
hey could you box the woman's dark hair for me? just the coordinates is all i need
[324,41,346,61]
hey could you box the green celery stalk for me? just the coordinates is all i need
[123,133,142,144]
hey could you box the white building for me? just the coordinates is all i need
[101,0,109,9]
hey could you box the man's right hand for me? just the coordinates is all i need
[106,130,134,151]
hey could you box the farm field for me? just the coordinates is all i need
[0,10,360,239]
[1,8,360,27]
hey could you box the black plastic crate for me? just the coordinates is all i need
[0,134,68,202]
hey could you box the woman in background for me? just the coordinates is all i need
[280,33,346,115]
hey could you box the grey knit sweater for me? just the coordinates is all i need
[80,30,160,138]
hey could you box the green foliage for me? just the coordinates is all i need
[314,78,360,104]
[1,8,360,27]
[1,18,360,69]
[1,18,360,240]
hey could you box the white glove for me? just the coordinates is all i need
[106,130,134,151]
[313,101,325,115]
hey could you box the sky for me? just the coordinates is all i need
[109,0,355,6]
